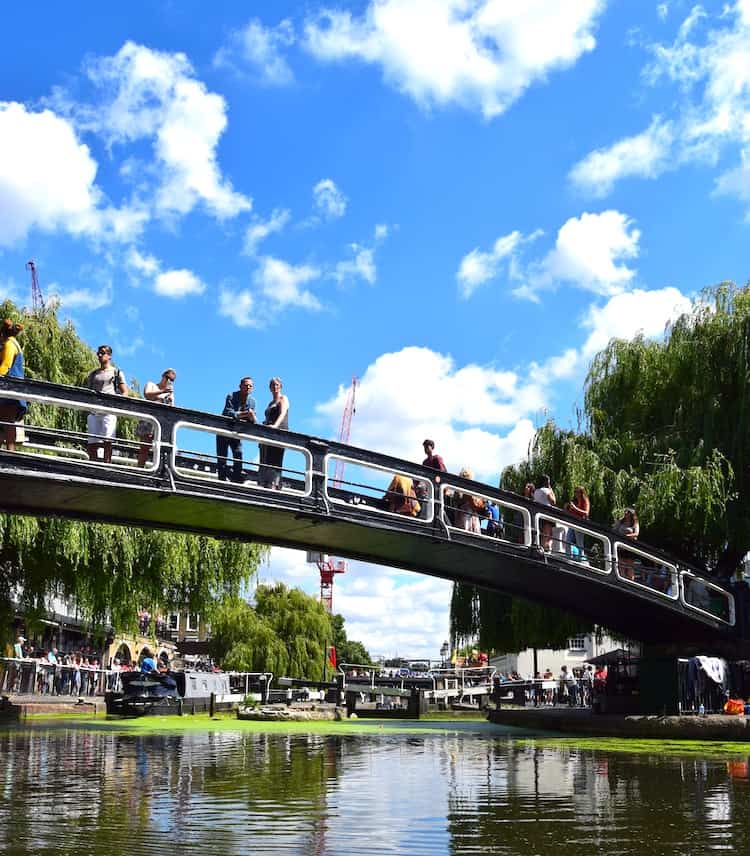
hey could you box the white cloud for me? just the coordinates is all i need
[254,256,321,310]
[579,285,692,357]
[48,280,113,311]
[570,3,750,206]
[125,247,160,278]
[457,230,532,298]
[458,210,640,301]
[657,3,669,20]
[0,102,111,247]
[214,19,296,85]
[334,245,376,284]
[313,178,347,219]
[218,287,258,328]
[374,223,389,240]
[569,117,676,196]
[154,268,206,298]
[316,346,541,483]
[244,208,291,256]
[304,0,607,118]
[539,210,640,296]
[81,42,252,220]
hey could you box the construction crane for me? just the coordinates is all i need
[333,376,357,488]
[309,376,358,613]
[26,260,45,314]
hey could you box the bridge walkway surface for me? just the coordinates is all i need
[0,377,745,655]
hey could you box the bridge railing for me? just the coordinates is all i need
[534,511,612,575]
[441,484,532,546]
[172,419,313,496]
[324,453,436,523]
[0,377,737,629]
[681,571,735,625]
[0,388,161,471]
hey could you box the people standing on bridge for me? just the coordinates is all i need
[85,345,128,464]
[455,467,485,534]
[136,368,177,467]
[533,475,556,551]
[564,486,590,558]
[259,377,289,489]
[0,319,27,452]
[613,507,639,580]
[218,376,256,483]
[422,439,446,471]
[383,474,421,515]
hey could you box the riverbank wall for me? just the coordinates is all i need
[488,706,750,740]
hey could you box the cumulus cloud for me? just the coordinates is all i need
[458,210,641,301]
[214,19,296,84]
[304,0,607,118]
[244,208,291,256]
[254,256,321,310]
[570,2,750,207]
[569,117,676,196]
[218,287,258,328]
[48,280,114,311]
[313,178,347,219]
[0,102,140,247]
[75,41,251,221]
[317,346,541,482]
[153,268,206,298]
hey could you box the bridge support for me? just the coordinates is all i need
[638,649,681,716]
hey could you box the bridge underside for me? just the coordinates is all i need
[1,462,742,656]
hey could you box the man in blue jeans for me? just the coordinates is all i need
[217,377,257,482]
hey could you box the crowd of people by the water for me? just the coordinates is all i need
[493,662,609,708]
[0,634,106,696]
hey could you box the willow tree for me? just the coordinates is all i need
[452,282,746,652]
[209,585,333,680]
[0,299,266,640]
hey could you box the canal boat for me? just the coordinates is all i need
[105,670,233,716]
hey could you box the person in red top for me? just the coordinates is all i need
[422,439,446,471]
[565,485,590,558]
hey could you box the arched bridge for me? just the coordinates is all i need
[0,377,745,655]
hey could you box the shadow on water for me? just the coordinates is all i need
[3,721,750,855]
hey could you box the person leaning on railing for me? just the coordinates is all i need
[455,468,486,534]
[0,319,27,452]
[84,345,128,464]
[564,486,590,558]
[383,474,421,516]
[136,368,177,467]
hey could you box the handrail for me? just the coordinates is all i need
[0,376,737,633]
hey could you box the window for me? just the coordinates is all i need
[168,614,179,631]
[186,614,199,632]
[568,635,586,652]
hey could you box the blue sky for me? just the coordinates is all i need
[2,1,749,658]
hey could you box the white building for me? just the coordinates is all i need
[490,632,635,678]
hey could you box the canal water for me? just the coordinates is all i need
[1,719,749,855]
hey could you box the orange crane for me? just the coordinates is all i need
[26,260,44,314]
[312,376,357,612]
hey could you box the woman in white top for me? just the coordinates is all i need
[533,475,556,550]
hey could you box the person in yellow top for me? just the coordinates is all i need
[0,319,26,451]
[383,474,421,516]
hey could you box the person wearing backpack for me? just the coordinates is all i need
[85,344,128,463]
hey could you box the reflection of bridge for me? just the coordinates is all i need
[0,377,745,655]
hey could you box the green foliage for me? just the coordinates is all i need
[209,586,334,680]
[0,300,265,641]
[452,281,750,652]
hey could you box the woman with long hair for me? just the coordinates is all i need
[259,377,289,489]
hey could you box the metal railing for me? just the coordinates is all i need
[0,657,121,696]
[0,378,736,629]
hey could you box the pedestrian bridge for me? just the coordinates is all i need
[0,377,743,654]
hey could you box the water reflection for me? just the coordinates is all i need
[1,724,749,855]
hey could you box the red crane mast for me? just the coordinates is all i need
[312,376,358,613]
[26,260,45,314]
